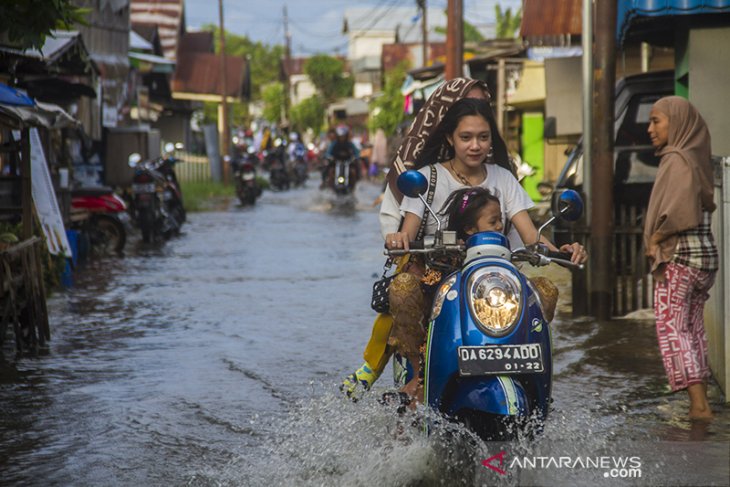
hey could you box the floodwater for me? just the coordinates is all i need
[1,179,728,486]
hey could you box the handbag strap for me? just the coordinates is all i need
[415,164,437,242]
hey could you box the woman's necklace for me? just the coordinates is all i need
[449,160,486,186]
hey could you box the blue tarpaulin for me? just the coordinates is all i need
[0,83,34,107]
[618,0,730,42]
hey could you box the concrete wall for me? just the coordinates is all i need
[690,27,730,155]
[689,27,730,400]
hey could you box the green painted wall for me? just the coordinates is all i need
[521,112,544,202]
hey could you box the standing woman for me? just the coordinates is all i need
[644,96,718,420]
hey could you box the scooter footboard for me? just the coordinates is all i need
[442,375,528,417]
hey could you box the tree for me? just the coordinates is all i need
[304,55,353,103]
[261,82,285,124]
[204,24,284,102]
[0,0,88,50]
[368,63,408,137]
[495,4,522,39]
[290,95,326,136]
[435,16,484,44]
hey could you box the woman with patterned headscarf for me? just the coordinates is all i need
[645,96,718,420]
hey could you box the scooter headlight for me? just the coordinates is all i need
[430,275,457,321]
[467,268,522,336]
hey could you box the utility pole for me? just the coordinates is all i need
[218,0,230,183]
[445,0,463,79]
[590,0,617,320]
[283,5,291,126]
[418,0,428,67]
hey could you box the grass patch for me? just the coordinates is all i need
[181,180,236,212]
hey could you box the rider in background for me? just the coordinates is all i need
[324,125,360,189]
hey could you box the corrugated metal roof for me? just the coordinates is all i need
[130,0,184,61]
[617,0,730,43]
[520,0,582,38]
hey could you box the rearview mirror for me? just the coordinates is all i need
[552,189,584,221]
[396,170,428,198]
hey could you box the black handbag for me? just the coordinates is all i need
[370,165,437,314]
[371,259,396,313]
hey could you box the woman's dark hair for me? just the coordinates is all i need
[415,97,512,176]
[440,186,501,241]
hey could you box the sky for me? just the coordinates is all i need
[184,0,523,56]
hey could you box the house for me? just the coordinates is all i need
[344,6,447,98]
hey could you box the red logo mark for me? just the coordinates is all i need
[482,451,507,475]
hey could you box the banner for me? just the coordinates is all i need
[29,127,71,256]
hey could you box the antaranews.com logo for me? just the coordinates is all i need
[483,451,642,479]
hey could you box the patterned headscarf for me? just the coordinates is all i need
[387,77,491,200]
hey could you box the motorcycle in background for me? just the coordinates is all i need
[388,170,584,441]
[232,147,262,205]
[265,140,290,191]
[329,157,359,196]
[157,143,186,225]
[71,187,128,255]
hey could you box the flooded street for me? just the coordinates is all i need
[1,179,728,486]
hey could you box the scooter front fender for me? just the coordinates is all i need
[443,375,528,417]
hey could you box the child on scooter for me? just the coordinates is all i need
[442,186,558,323]
[441,187,504,239]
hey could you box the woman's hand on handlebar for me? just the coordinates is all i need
[385,231,410,251]
[560,242,588,265]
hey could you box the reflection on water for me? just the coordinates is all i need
[1,179,728,486]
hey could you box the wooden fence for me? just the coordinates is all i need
[555,202,653,317]
[174,151,211,183]
[613,204,653,316]
[0,237,50,352]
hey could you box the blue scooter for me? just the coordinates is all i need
[389,170,584,441]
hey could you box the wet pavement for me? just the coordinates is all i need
[1,178,728,486]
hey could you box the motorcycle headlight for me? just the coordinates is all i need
[337,176,345,183]
[430,275,457,321]
[467,268,522,336]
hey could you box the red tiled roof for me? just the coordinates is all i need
[172,52,246,98]
[178,31,214,54]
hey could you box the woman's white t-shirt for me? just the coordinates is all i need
[400,163,535,248]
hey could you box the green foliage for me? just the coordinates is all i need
[179,180,235,212]
[203,24,284,101]
[304,54,353,103]
[199,100,250,127]
[261,82,285,124]
[368,63,408,136]
[495,4,522,39]
[434,15,484,44]
[290,95,326,136]
[0,0,88,51]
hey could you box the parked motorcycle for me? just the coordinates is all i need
[71,187,128,255]
[157,143,186,225]
[389,170,584,441]
[233,148,262,205]
[128,153,182,243]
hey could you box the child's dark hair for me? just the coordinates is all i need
[440,187,501,241]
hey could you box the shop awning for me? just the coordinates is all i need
[617,0,730,44]
[129,51,175,74]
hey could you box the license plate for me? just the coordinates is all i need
[242,172,255,181]
[458,344,544,376]
[132,183,156,194]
